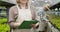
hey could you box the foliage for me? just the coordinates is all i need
[0,18,10,32]
[49,14,60,30]
[0,24,10,32]
[0,18,7,23]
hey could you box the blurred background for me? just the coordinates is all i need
[0,0,60,32]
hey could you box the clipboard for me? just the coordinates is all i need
[18,20,39,29]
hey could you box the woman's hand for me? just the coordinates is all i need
[30,24,39,29]
[30,24,36,28]
[13,22,20,28]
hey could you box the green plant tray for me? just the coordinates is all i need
[18,20,39,29]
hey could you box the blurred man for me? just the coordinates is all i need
[31,4,51,32]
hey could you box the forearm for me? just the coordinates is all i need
[9,21,20,28]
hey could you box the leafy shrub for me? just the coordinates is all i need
[0,18,10,32]
[0,18,7,23]
[0,24,10,32]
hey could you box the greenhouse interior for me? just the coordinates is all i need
[0,0,60,32]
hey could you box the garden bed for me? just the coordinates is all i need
[48,14,60,31]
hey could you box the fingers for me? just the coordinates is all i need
[30,24,36,29]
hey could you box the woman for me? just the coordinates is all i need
[8,0,36,32]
